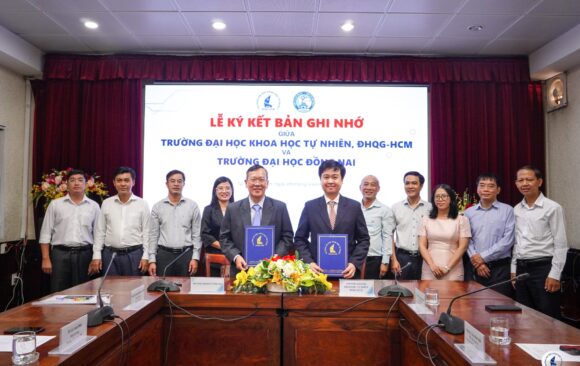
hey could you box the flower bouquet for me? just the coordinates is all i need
[233,254,332,294]
[31,168,108,210]
[456,188,478,213]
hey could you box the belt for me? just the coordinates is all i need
[159,245,192,254]
[106,244,143,254]
[397,248,420,257]
[487,257,511,267]
[516,256,552,267]
[53,245,91,252]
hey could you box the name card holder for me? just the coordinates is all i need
[123,284,152,311]
[190,277,226,295]
[339,279,375,297]
[454,321,497,365]
[49,315,96,355]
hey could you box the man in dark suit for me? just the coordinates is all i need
[220,165,294,274]
[294,160,370,278]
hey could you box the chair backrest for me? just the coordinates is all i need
[205,253,231,278]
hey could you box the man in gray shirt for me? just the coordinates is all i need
[391,171,431,280]
[148,170,202,277]
[360,175,395,279]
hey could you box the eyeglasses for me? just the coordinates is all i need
[434,194,449,200]
[247,177,267,184]
[216,186,231,192]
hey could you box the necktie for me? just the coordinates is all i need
[252,204,262,226]
[328,201,336,230]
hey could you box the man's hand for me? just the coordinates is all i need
[189,259,198,275]
[510,272,516,288]
[235,256,247,271]
[139,259,149,273]
[309,262,323,275]
[470,253,485,269]
[545,277,561,293]
[342,263,356,279]
[148,263,157,276]
[42,258,52,274]
[476,263,491,278]
[379,263,389,278]
[88,259,102,275]
[390,258,401,275]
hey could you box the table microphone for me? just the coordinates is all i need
[147,247,192,292]
[438,273,530,334]
[87,252,117,327]
[378,262,413,297]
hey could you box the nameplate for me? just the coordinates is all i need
[244,226,274,266]
[49,315,96,355]
[123,285,151,311]
[190,277,225,295]
[339,280,375,297]
[317,234,348,276]
[414,288,426,305]
[454,321,497,365]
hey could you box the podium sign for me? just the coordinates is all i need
[245,226,274,266]
[317,234,348,276]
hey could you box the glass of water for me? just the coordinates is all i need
[12,331,39,365]
[489,316,511,345]
[424,288,439,306]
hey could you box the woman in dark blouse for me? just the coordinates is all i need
[201,176,234,276]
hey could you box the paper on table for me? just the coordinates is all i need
[0,335,55,352]
[516,344,580,362]
[32,294,97,305]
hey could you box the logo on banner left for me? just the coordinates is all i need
[257,92,280,110]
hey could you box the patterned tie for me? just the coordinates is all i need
[252,204,262,226]
[328,201,336,230]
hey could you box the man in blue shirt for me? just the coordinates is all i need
[464,173,515,298]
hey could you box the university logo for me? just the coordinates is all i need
[251,233,269,247]
[324,241,342,256]
[293,91,315,113]
[541,351,563,366]
[257,91,280,110]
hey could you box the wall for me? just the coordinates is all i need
[0,64,27,242]
[546,64,580,250]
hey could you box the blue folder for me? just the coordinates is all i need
[244,226,275,266]
[317,234,348,276]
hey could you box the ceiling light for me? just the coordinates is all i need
[467,25,484,32]
[341,22,354,32]
[83,20,99,30]
[212,21,226,30]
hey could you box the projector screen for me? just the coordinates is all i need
[143,84,429,227]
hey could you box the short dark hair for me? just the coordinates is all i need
[517,165,543,180]
[404,171,425,185]
[429,184,459,219]
[114,166,136,180]
[476,173,502,188]
[210,176,235,207]
[246,164,268,180]
[166,169,185,182]
[318,159,345,179]
[67,169,86,181]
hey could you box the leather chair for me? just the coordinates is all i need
[205,253,231,278]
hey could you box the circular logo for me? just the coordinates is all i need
[293,91,315,113]
[541,351,563,366]
[251,233,269,247]
[324,241,341,256]
[257,91,280,111]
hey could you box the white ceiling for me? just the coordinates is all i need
[1,0,580,57]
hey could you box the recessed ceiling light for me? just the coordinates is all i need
[341,22,354,32]
[83,20,99,30]
[467,25,484,32]
[212,21,226,30]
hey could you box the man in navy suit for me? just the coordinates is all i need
[220,164,294,274]
[294,160,370,278]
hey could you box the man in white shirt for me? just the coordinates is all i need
[359,175,395,279]
[511,165,568,319]
[148,170,202,277]
[39,169,100,292]
[390,171,432,280]
[90,167,150,276]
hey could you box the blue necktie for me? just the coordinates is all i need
[252,204,262,226]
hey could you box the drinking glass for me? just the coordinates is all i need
[489,316,511,345]
[424,288,439,306]
[12,331,39,365]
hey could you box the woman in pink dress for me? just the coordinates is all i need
[419,184,470,280]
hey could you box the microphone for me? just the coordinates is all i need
[438,273,530,334]
[147,247,192,292]
[87,252,117,327]
[378,262,413,297]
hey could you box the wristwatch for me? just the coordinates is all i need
[444,265,450,273]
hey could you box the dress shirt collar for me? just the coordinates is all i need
[474,200,500,211]
[248,196,265,208]
[518,192,545,209]
[163,195,186,206]
[403,197,426,208]
[63,194,90,205]
[361,199,381,210]
[324,194,340,205]
[113,193,137,204]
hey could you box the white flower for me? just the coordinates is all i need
[87,178,95,188]
[41,182,50,191]
[283,263,295,277]
[55,176,62,185]
[275,259,284,269]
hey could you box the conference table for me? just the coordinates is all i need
[0,277,578,365]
